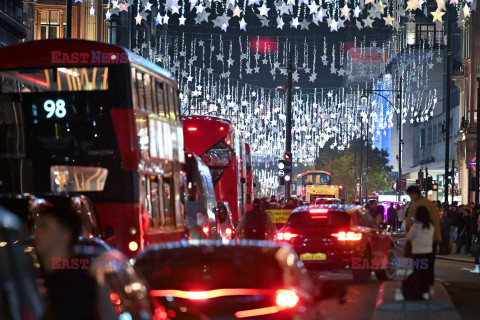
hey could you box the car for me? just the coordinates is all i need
[314,198,341,205]
[73,239,153,320]
[275,204,396,283]
[216,201,236,240]
[0,206,44,320]
[135,241,345,320]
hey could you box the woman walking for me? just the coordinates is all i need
[402,206,435,300]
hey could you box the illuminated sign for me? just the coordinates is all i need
[43,99,66,119]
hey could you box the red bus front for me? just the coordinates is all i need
[182,116,245,223]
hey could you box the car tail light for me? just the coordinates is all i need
[128,241,139,251]
[276,289,299,307]
[187,127,197,131]
[275,232,298,241]
[309,208,328,214]
[202,227,209,234]
[331,231,362,241]
[226,227,233,236]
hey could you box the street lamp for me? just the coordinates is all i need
[362,77,403,202]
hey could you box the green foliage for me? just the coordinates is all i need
[313,140,393,200]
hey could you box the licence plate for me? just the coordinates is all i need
[300,253,327,261]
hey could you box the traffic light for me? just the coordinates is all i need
[283,153,293,183]
[278,159,285,185]
[425,176,433,191]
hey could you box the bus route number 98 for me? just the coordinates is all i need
[44,99,67,119]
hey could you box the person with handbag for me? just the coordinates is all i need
[400,206,435,300]
[405,185,441,296]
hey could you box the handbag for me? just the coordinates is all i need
[404,240,413,258]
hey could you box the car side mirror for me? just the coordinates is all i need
[104,226,114,240]
[314,280,346,303]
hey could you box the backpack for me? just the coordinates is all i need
[244,210,267,240]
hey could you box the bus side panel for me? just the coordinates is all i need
[110,109,139,171]
[95,202,140,256]
[215,162,240,223]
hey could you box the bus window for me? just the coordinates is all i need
[155,80,166,118]
[150,76,158,114]
[143,73,153,113]
[167,85,176,121]
[163,122,173,161]
[131,68,138,109]
[136,71,145,110]
[150,176,161,229]
[135,115,149,159]
[163,85,171,120]
[162,180,175,228]
[173,86,181,122]
[148,118,158,158]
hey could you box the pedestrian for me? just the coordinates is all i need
[447,202,459,246]
[456,207,471,254]
[439,205,452,255]
[34,202,101,320]
[238,199,274,240]
[401,206,435,300]
[397,204,406,230]
[375,205,385,228]
[405,185,441,296]
[285,198,295,209]
[368,200,378,220]
[387,203,398,231]
[471,214,480,273]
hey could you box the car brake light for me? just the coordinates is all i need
[128,241,139,251]
[226,227,233,235]
[275,232,298,241]
[276,290,299,307]
[202,227,209,234]
[310,208,328,214]
[331,231,362,241]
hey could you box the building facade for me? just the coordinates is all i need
[0,0,28,46]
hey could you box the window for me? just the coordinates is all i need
[143,74,153,112]
[420,128,425,149]
[131,68,138,108]
[40,10,61,39]
[135,115,149,159]
[433,124,437,144]
[415,24,444,46]
[150,176,161,229]
[167,85,177,121]
[156,80,167,118]
[427,126,432,146]
[163,179,175,228]
[438,124,443,143]
[136,71,145,110]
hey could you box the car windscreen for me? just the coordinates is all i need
[136,247,283,291]
[285,210,351,228]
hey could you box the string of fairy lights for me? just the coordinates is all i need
[92,0,474,194]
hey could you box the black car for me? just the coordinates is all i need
[0,206,44,320]
[135,241,344,320]
[0,193,103,239]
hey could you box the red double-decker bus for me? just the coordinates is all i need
[0,39,186,256]
[182,116,246,222]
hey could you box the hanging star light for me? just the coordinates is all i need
[431,9,445,22]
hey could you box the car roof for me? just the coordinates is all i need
[0,206,23,232]
[137,240,290,262]
[292,204,362,214]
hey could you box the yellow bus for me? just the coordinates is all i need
[296,171,343,203]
